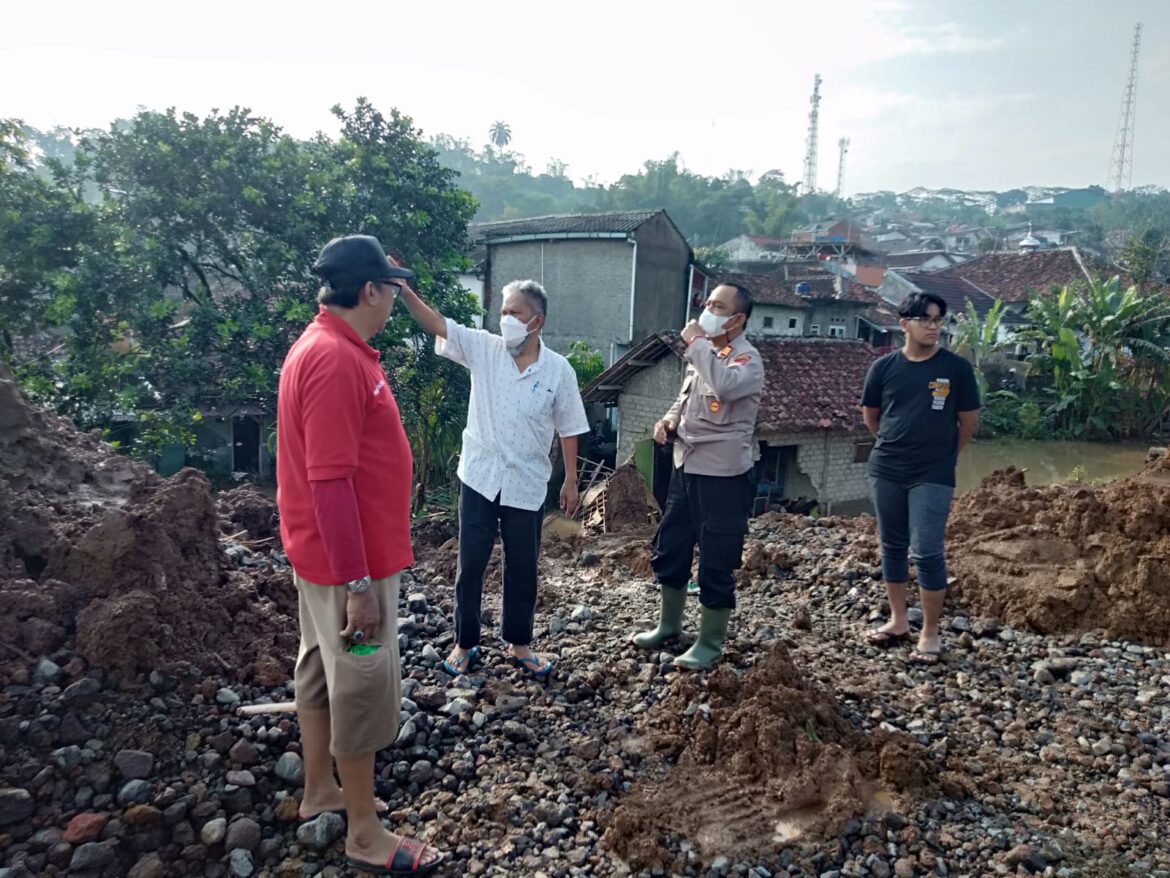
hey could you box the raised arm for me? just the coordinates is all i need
[398,285,448,339]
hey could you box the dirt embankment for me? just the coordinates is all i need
[603,645,933,870]
[946,459,1170,645]
[0,378,297,686]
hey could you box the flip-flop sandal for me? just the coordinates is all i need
[441,645,480,677]
[345,836,442,876]
[907,649,942,666]
[866,630,911,648]
[512,654,554,679]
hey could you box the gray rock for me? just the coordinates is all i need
[570,605,594,622]
[114,749,155,780]
[226,770,256,787]
[406,592,429,613]
[70,841,117,871]
[949,616,971,633]
[225,817,262,853]
[548,616,565,635]
[502,720,534,743]
[127,853,166,878]
[395,718,418,745]
[50,746,84,773]
[421,644,442,665]
[62,677,103,707]
[1070,670,1094,686]
[408,761,434,784]
[216,688,241,707]
[117,779,152,806]
[273,752,305,785]
[1033,667,1056,686]
[0,788,34,826]
[200,816,228,846]
[580,551,600,567]
[33,657,63,686]
[296,811,345,851]
[442,698,474,716]
[229,848,255,877]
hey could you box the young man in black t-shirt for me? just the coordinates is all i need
[861,292,980,665]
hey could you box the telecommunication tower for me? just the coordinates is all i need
[802,75,822,194]
[835,137,850,198]
[1108,23,1142,193]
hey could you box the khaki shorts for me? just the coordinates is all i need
[294,572,401,759]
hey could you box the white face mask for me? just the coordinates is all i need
[500,314,537,352]
[698,308,730,337]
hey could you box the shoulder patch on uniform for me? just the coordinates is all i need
[730,354,752,366]
[716,345,733,359]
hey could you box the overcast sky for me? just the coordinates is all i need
[4,0,1168,194]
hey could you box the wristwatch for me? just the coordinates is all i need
[344,575,371,594]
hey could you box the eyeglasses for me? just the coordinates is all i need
[908,316,944,327]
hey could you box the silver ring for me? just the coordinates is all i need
[352,630,365,642]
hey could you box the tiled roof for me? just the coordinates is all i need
[724,273,807,308]
[470,210,661,241]
[845,282,882,303]
[899,272,1000,319]
[757,338,878,434]
[934,248,1107,303]
[857,304,901,331]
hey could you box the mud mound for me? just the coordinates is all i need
[0,379,297,684]
[217,484,278,541]
[948,465,1170,644]
[600,542,654,579]
[603,646,932,870]
[604,464,660,531]
[412,514,458,549]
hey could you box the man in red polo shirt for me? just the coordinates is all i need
[277,235,440,875]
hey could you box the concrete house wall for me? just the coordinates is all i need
[614,356,686,464]
[747,305,804,338]
[484,239,635,361]
[632,212,692,341]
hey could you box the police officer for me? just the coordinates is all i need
[632,281,765,669]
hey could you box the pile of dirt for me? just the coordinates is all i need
[216,484,278,541]
[947,461,1170,644]
[603,464,660,531]
[0,379,298,685]
[602,645,932,870]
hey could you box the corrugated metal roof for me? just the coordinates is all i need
[470,210,662,242]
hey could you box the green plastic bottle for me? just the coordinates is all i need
[347,643,380,656]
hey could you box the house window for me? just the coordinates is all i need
[828,325,846,338]
[853,441,875,463]
[763,316,774,328]
[809,324,820,336]
[788,318,799,330]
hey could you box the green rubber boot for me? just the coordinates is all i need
[631,585,687,649]
[674,607,731,670]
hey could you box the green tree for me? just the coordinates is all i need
[489,121,512,149]
[950,298,1009,396]
[565,340,604,388]
[1019,276,1170,438]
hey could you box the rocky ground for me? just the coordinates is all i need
[1,378,1168,878]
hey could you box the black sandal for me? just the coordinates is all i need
[865,629,910,648]
[345,836,442,876]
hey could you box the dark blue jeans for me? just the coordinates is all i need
[869,477,954,591]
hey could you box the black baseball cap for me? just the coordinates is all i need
[311,235,416,287]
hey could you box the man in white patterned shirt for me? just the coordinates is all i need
[398,277,590,678]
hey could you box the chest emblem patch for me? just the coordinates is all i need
[716,345,733,359]
[929,378,951,411]
[709,400,721,413]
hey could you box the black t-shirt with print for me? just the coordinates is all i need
[861,347,981,487]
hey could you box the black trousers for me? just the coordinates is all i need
[454,480,543,648]
[650,467,752,609]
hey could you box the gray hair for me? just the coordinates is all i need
[501,279,548,316]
